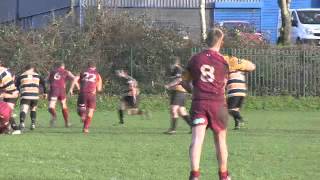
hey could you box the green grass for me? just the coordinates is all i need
[0,110,319,180]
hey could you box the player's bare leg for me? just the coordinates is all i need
[30,105,37,130]
[214,129,230,180]
[83,108,94,134]
[48,99,57,127]
[19,104,30,130]
[60,99,71,127]
[178,106,192,129]
[189,124,207,180]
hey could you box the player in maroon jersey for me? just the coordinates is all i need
[182,29,231,180]
[47,62,76,128]
[0,101,12,134]
[69,61,102,134]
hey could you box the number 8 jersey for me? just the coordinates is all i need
[184,50,229,101]
[79,67,102,94]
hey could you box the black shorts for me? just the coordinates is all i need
[4,98,17,105]
[170,91,187,106]
[227,96,245,110]
[122,96,139,108]
[20,99,38,108]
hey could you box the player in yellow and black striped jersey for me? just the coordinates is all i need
[15,64,47,130]
[0,61,19,130]
[224,55,256,130]
[164,57,192,134]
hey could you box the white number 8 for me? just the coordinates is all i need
[200,64,215,83]
[54,73,61,80]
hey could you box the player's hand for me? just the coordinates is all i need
[68,90,74,96]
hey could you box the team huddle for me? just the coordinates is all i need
[0,28,255,180]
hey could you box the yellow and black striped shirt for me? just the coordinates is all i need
[224,55,256,98]
[0,67,17,94]
[15,71,46,100]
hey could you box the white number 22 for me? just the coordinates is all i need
[83,72,96,82]
[200,64,215,83]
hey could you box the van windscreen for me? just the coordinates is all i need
[297,11,320,24]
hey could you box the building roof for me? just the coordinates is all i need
[85,0,216,8]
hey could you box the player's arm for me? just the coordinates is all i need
[39,76,48,98]
[69,76,80,95]
[180,70,193,93]
[164,77,182,90]
[0,91,18,99]
[15,76,21,92]
[224,55,256,72]
[96,74,102,92]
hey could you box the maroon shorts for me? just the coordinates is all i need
[77,93,96,110]
[0,103,12,132]
[190,99,229,133]
[49,88,66,101]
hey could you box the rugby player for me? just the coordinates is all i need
[47,62,76,127]
[224,56,255,130]
[116,70,146,124]
[0,101,12,134]
[15,64,47,130]
[181,28,253,180]
[69,61,102,134]
[164,57,191,134]
[0,60,19,131]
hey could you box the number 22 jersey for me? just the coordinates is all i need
[79,68,101,94]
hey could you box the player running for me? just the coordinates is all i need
[164,57,192,134]
[47,62,76,128]
[181,28,253,180]
[0,60,19,131]
[224,56,255,130]
[116,70,147,124]
[15,64,47,130]
[69,61,102,134]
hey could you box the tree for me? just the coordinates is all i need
[278,0,291,45]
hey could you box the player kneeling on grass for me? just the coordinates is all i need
[69,61,102,134]
[47,62,76,128]
[15,64,47,130]
[224,56,256,130]
[164,57,192,134]
[0,101,21,135]
[116,70,147,124]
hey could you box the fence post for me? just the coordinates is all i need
[130,48,133,76]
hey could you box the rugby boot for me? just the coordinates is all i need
[19,123,25,131]
[30,123,36,130]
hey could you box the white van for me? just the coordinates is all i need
[290,8,320,45]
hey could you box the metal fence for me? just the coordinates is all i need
[191,47,320,96]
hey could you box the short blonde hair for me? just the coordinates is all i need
[206,28,224,47]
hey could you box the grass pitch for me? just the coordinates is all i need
[0,110,319,180]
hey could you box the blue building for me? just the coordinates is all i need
[213,0,320,43]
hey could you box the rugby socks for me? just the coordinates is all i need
[229,110,243,122]
[219,171,229,180]
[10,117,19,130]
[62,108,69,124]
[189,170,200,180]
[83,116,92,129]
[118,110,124,124]
[170,118,178,130]
[20,112,26,123]
[182,115,192,127]
[30,111,36,124]
[48,108,57,119]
